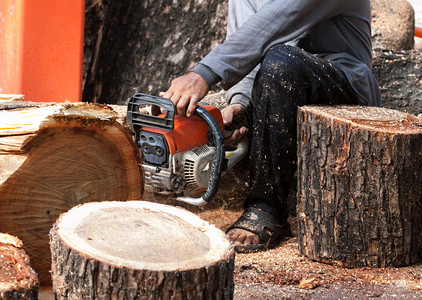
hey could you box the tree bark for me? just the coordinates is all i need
[297,105,422,268]
[82,0,228,104]
[50,201,235,299]
[0,233,38,300]
[371,0,415,50]
[0,103,144,285]
[372,49,422,116]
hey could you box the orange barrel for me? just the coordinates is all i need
[0,0,85,102]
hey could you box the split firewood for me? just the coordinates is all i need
[0,233,38,300]
[297,105,422,268]
[0,103,144,284]
[50,201,235,299]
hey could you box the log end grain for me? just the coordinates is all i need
[55,201,233,271]
[301,105,422,134]
[50,201,235,299]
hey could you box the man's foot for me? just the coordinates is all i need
[226,228,260,248]
[225,207,290,253]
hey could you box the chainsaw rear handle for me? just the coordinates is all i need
[176,105,225,206]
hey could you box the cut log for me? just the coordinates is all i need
[0,103,144,284]
[297,105,422,268]
[49,201,235,299]
[0,233,38,299]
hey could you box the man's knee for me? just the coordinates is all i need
[259,44,300,80]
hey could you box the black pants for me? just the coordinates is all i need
[245,44,361,224]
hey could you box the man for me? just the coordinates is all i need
[160,0,381,252]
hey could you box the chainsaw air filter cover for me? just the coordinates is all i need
[138,130,169,167]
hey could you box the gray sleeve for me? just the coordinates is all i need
[192,62,255,109]
[199,0,345,90]
[191,63,221,88]
[226,65,260,109]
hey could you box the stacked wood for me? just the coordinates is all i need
[0,233,38,299]
[50,201,235,299]
[297,105,422,268]
[0,103,144,284]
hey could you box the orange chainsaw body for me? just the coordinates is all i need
[141,105,224,155]
[127,93,244,205]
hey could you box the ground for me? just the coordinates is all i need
[144,157,422,299]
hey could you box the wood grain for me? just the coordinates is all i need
[50,201,235,299]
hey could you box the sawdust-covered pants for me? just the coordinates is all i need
[245,44,362,224]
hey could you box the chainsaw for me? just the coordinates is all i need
[126,93,248,206]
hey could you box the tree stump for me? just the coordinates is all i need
[0,103,144,284]
[0,233,38,299]
[297,105,422,268]
[49,201,235,299]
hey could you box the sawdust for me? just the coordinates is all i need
[232,238,422,297]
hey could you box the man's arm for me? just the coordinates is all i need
[199,0,345,90]
[162,0,347,115]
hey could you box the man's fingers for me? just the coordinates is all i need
[239,126,248,136]
[160,90,185,115]
[176,95,190,116]
[231,129,241,141]
[222,105,235,126]
[159,72,210,116]
[224,129,240,145]
[158,92,198,117]
[222,103,245,126]
[159,90,174,100]
[224,126,248,145]
[222,111,234,126]
[186,95,199,117]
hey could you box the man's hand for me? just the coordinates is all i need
[222,103,249,145]
[159,72,209,117]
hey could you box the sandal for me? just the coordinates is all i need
[225,207,290,253]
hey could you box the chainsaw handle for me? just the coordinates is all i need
[175,105,225,206]
[127,93,175,132]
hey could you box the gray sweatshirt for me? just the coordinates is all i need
[192,0,381,107]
